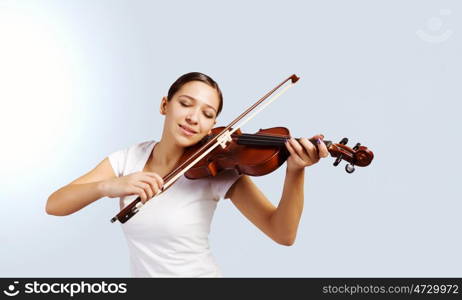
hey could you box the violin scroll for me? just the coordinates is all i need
[325,137,374,174]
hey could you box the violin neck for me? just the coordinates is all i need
[235,133,332,148]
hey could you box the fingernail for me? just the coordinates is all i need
[316,138,321,145]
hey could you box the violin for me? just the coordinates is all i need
[183,126,373,179]
[110,74,374,224]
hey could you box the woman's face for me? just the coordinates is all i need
[161,80,220,147]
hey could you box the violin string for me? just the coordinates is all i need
[228,133,290,143]
[237,133,325,144]
[238,136,288,146]
[240,133,290,140]
[235,133,328,147]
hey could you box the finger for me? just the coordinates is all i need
[143,182,154,199]
[289,138,308,159]
[317,138,329,158]
[298,137,319,163]
[149,178,163,195]
[145,172,164,189]
[140,177,158,198]
[286,140,307,166]
[133,187,148,203]
[285,139,299,158]
[313,133,324,140]
[134,182,152,201]
[309,134,324,145]
[312,134,328,158]
[285,139,296,156]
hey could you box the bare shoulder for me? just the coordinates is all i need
[68,157,117,185]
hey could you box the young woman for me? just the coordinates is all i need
[46,72,329,277]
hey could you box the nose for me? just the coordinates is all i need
[186,109,199,125]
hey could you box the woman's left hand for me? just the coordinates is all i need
[285,134,329,172]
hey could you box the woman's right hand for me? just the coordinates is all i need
[101,171,164,203]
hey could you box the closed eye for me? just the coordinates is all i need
[179,99,214,118]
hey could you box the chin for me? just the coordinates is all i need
[174,134,203,148]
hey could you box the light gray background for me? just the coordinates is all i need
[1,0,460,277]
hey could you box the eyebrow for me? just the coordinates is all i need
[178,95,217,113]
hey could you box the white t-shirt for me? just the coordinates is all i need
[108,140,241,277]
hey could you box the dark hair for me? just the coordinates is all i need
[167,72,223,116]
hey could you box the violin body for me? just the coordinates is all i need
[183,127,291,179]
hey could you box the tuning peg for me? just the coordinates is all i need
[353,143,361,151]
[333,155,343,167]
[345,163,355,173]
[340,137,348,145]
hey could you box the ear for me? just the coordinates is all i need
[160,97,168,115]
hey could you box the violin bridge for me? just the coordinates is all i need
[217,130,232,149]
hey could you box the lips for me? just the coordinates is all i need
[179,124,197,135]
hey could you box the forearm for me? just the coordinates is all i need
[270,167,305,244]
[46,181,106,216]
